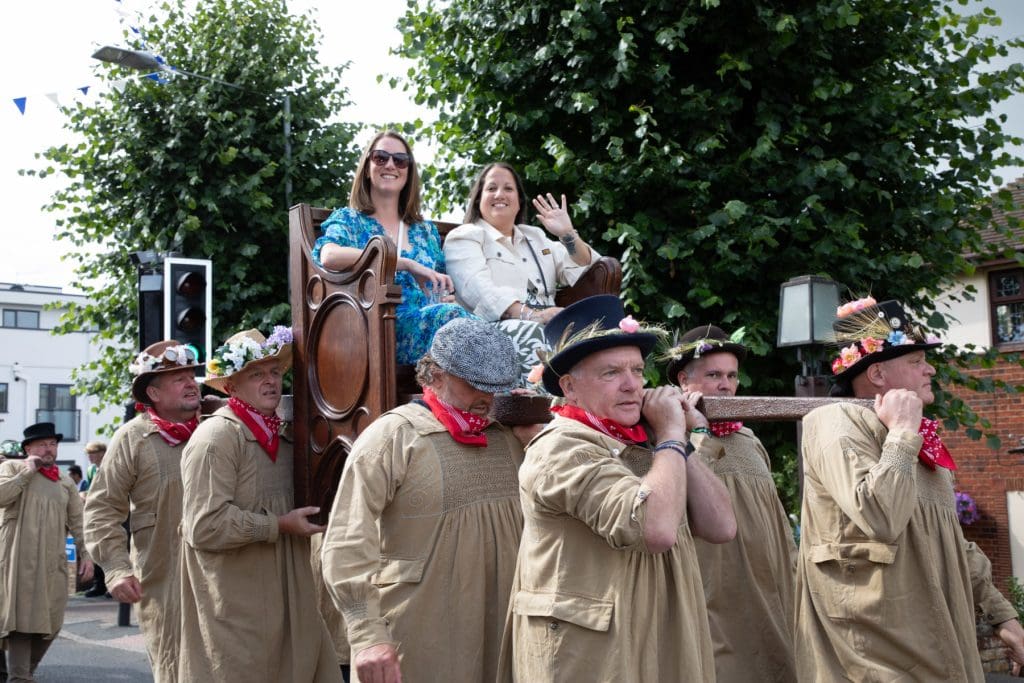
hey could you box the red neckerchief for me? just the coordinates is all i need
[918,417,956,471]
[550,404,648,445]
[38,465,60,482]
[421,387,491,447]
[710,421,743,437]
[228,397,282,461]
[136,403,199,447]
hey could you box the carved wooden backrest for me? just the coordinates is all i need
[289,204,623,516]
[289,204,403,520]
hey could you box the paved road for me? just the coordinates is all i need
[34,596,152,682]
[25,595,1024,682]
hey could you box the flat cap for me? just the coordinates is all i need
[429,318,518,393]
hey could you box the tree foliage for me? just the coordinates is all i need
[27,0,360,424]
[397,0,1024,510]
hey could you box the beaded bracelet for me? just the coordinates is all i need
[654,439,694,460]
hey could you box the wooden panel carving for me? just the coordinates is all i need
[290,204,402,520]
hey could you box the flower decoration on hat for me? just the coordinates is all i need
[129,344,196,377]
[829,297,940,377]
[660,326,747,365]
[544,316,667,364]
[207,326,292,378]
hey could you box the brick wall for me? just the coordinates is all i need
[944,357,1024,592]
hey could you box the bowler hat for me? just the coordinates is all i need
[664,324,748,385]
[541,295,662,396]
[22,422,63,451]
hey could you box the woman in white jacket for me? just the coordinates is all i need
[444,162,600,387]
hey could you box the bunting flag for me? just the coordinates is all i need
[7,0,165,117]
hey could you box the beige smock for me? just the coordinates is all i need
[500,416,714,682]
[0,461,87,638]
[796,402,1016,682]
[322,403,523,682]
[178,406,340,683]
[83,413,184,682]
[443,219,600,321]
[310,532,350,666]
[693,427,797,682]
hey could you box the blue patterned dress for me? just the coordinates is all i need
[312,207,472,364]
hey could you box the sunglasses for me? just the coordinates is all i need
[369,149,411,170]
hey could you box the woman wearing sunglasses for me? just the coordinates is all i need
[443,162,601,387]
[313,130,471,364]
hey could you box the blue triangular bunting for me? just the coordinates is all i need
[13,97,26,114]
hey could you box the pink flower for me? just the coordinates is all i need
[851,296,876,312]
[840,344,862,367]
[860,337,884,354]
[618,316,640,333]
[837,296,877,318]
[527,364,545,385]
[831,357,845,374]
[926,334,941,345]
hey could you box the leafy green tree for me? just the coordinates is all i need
[398,0,1024,511]
[27,0,360,423]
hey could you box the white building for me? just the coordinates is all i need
[0,282,126,470]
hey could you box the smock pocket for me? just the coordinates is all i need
[808,541,897,624]
[371,557,425,587]
[513,589,614,670]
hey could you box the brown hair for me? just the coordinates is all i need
[463,162,529,225]
[349,130,424,224]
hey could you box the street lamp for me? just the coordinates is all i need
[777,274,841,393]
[91,45,292,209]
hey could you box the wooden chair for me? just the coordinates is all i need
[288,203,622,515]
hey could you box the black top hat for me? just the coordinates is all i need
[541,295,662,396]
[664,324,748,385]
[829,298,941,395]
[22,422,63,451]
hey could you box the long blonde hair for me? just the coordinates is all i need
[349,130,424,224]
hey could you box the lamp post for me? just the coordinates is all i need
[777,274,841,397]
[91,45,292,209]
[777,274,840,503]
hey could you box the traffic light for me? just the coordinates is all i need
[163,257,212,371]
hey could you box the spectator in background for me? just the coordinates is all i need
[79,441,106,493]
[0,422,94,682]
[80,441,108,598]
[67,465,83,487]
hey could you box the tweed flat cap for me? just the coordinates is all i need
[429,318,518,393]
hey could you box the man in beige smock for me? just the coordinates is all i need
[665,324,797,682]
[323,318,529,683]
[84,340,202,682]
[797,298,1024,681]
[178,327,340,683]
[0,422,94,683]
[503,295,736,681]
